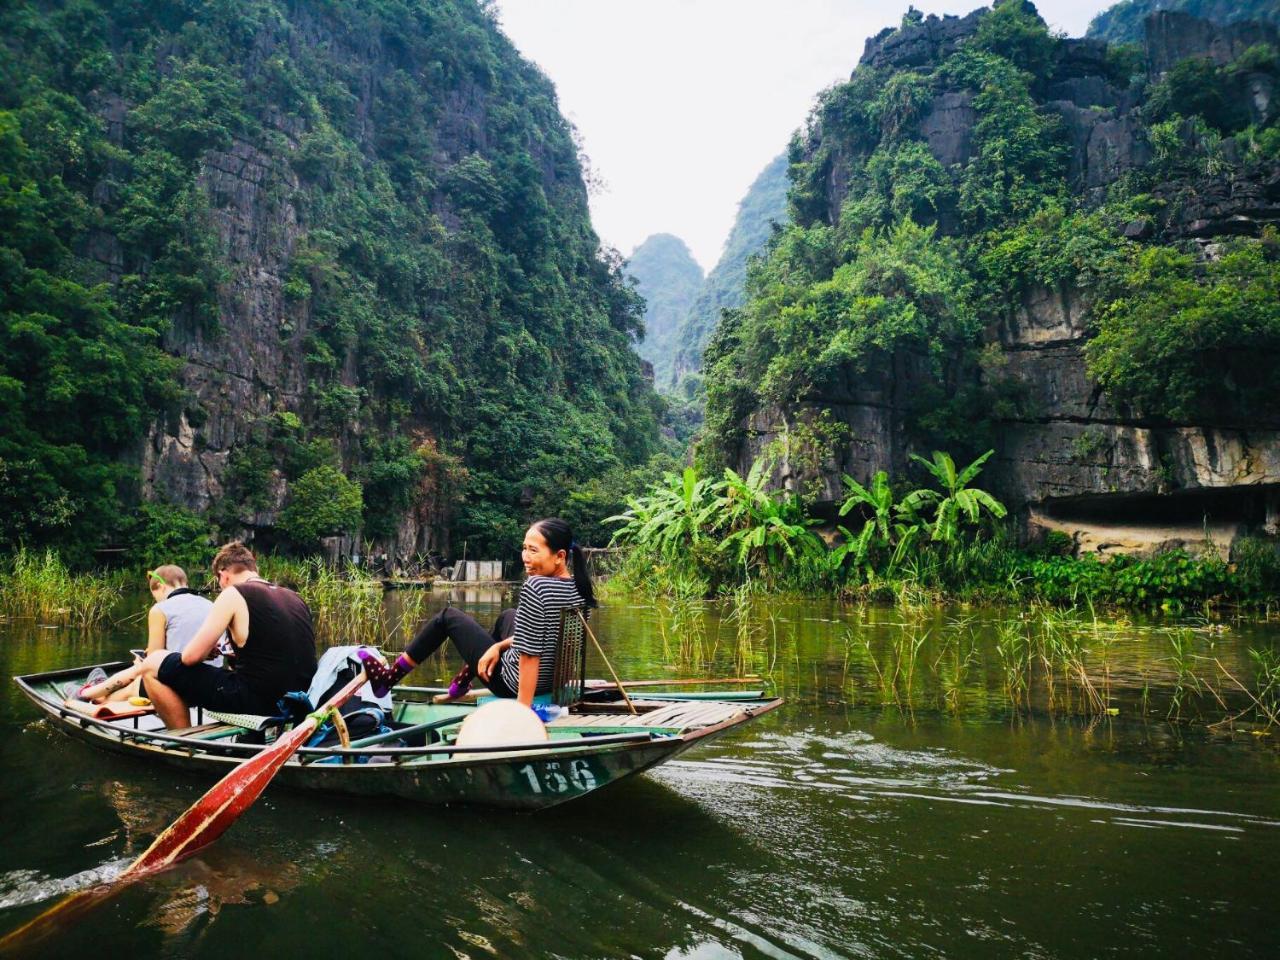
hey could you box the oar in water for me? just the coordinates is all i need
[0,672,368,954]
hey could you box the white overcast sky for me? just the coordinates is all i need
[494,0,1115,270]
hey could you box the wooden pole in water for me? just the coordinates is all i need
[577,611,637,716]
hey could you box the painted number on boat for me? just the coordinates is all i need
[517,759,597,794]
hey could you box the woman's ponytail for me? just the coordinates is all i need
[533,518,597,609]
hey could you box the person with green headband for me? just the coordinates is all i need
[74,564,220,703]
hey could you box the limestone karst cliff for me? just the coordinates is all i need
[625,233,704,389]
[701,1,1280,557]
[670,151,790,391]
[1,0,661,559]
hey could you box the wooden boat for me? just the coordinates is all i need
[13,661,783,811]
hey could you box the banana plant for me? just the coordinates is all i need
[900,449,1007,543]
[837,470,895,567]
[715,460,825,574]
[605,466,720,561]
[836,469,928,576]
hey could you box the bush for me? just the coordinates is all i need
[1232,537,1280,603]
[1085,239,1280,421]
[128,501,214,574]
[280,466,363,546]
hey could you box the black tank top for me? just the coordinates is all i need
[234,580,317,700]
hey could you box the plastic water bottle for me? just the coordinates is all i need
[530,703,564,723]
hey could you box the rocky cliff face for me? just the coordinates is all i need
[6,0,660,557]
[732,6,1280,557]
[1088,0,1280,46]
[625,234,704,389]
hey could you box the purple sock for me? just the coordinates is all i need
[357,650,413,697]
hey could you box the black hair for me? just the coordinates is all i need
[531,517,597,609]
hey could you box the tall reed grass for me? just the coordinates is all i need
[257,555,424,649]
[0,548,124,628]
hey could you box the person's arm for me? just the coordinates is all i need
[516,653,540,707]
[145,606,167,654]
[507,579,547,703]
[477,636,513,681]
[181,588,244,665]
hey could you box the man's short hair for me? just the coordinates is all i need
[212,541,258,576]
[152,564,188,588]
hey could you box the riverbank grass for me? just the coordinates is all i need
[0,549,124,628]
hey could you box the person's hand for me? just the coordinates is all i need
[477,643,501,681]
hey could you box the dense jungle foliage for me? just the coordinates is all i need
[1088,0,1280,44]
[0,0,662,564]
[606,449,1280,608]
[699,0,1280,471]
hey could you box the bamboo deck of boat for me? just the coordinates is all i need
[548,700,753,731]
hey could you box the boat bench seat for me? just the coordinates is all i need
[548,700,749,732]
[163,721,245,740]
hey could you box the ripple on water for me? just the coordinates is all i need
[649,727,1280,840]
[0,859,129,910]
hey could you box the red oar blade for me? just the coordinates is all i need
[124,715,320,875]
[0,672,366,954]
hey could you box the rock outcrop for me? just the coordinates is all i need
[732,6,1280,558]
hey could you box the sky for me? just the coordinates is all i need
[494,0,1116,271]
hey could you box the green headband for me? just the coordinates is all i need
[146,569,166,585]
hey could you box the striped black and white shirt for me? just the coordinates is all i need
[498,576,585,696]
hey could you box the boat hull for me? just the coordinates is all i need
[14,663,781,811]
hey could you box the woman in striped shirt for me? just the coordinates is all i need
[359,518,595,706]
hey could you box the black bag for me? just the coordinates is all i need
[306,700,387,748]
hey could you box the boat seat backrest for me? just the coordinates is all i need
[552,605,587,707]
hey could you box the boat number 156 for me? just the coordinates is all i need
[517,759,597,794]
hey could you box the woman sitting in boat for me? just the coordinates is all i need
[76,564,221,702]
[359,518,595,706]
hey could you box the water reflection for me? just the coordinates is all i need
[2,596,1279,958]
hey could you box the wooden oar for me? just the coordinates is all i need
[576,611,637,715]
[0,672,367,954]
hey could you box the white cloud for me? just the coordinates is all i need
[495,1,1116,270]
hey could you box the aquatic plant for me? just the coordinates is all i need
[0,549,123,628]
[725,583,767,676]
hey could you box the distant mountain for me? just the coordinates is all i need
[672,152,790,389]
[1087,0,1280,43]
[625,234,704,389]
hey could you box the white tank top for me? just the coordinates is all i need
[156,590,221,667]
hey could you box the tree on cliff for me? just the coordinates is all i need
[700,0,1280,482]
[0,0,662,560]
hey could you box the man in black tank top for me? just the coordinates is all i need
[134,541,317,729]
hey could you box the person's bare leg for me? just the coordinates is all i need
[137,652,190,729]
[104,678,143,703]
[79,662,143,702]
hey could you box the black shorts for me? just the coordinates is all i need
[157,653,278,715]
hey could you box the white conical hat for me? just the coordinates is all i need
[455,699,548,749]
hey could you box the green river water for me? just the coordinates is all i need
[1,588,1277,958]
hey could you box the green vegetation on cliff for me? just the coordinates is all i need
[624,233,704,388]
[1088,0,1280,45]
[0,0,661,562]
[700,0,1280,471]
